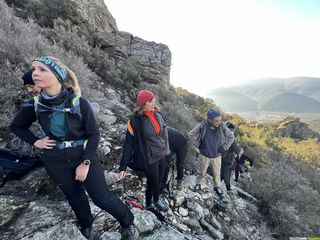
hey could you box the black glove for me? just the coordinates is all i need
[218,146,226,154]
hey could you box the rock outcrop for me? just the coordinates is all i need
[70,0,118,31]
[5,0,117,31]
[95,31,172,86]
[275,117,320,140]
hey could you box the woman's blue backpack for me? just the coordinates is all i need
[0,148,43,187]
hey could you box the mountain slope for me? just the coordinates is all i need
[260,92,320,112]
[208,77,320,113]
[209,88,258,111]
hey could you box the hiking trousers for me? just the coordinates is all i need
[196,154,221,188]
[220,164,232,190]
[45,161,134,229]
[145,159,166,206]
[161,143,188,190]
[234,163,244,182]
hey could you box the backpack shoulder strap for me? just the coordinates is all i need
[197,120,207,141]
[69,94,82,117]
[33,95,40,113]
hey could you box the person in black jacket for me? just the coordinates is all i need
[233,146,253,182]
[220,122,243,191]
[119,90,170,212]
[162,127,188,190]
[10,56,138,240]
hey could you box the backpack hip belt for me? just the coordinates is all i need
[55,140,86,149]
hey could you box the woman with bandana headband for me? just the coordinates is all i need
[10,56,139,240]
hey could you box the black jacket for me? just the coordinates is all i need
[221,140,242,166]
[168,127,187,153]
[236,154,253,167]
[119,112,169,172]
[10,89,99,163]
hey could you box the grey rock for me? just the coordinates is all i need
[100,231,122,240]
[215,200,231,211]
[21,220,85,240]
[103,109,115,116]
[1,199,72,240]
[178,207,189,217]
[232,224,248,239]
[174,191,185,207]
[203,196,215,209]
[0,196,28,227]
[199,218,224,240]
[182,218,201,231]
[232,186,258,203]
[100,145,111,156]
[131,208,161,234]
[105,88,122,102]
[0,168,61,199]
[104,171,119,186]
[174,222,190,232]
[142,226,187,240]
[209,213,222,229]
[197,235,217,240]
[183,175,197,189]
[98,114,117,125]
[187,202,205,220]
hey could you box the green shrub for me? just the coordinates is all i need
[242,157,320,238]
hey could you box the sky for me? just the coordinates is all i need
[105,0,320,96]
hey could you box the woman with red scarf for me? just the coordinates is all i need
[119,90,170,212]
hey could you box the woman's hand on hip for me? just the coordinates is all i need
[118,171,127,180]
[34,136,56,149]
[75,164,89,182]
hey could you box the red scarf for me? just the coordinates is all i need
[144,111,160,135]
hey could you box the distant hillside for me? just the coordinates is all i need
[309,119,320,133]
[208,88,258,111]
[208,77,320,113]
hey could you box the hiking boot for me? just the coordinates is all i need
[214,187,224,198]
[176,180,183,190]
[153,199,169,212]
[80,226,92,239]
[227,188,237,196]
[145,202,155,210]
[122,224,139,240]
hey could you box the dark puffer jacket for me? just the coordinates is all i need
[119,112,169,172]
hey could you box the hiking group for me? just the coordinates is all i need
[7,56,253,239]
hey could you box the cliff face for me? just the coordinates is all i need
[95,31,172,86]
[5,0,171,87]
[69,0,118,31]
[5,0,117,31]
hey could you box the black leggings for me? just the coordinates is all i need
[220,165,232,190]
[145,159,166,206]
[45,162,134,229]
